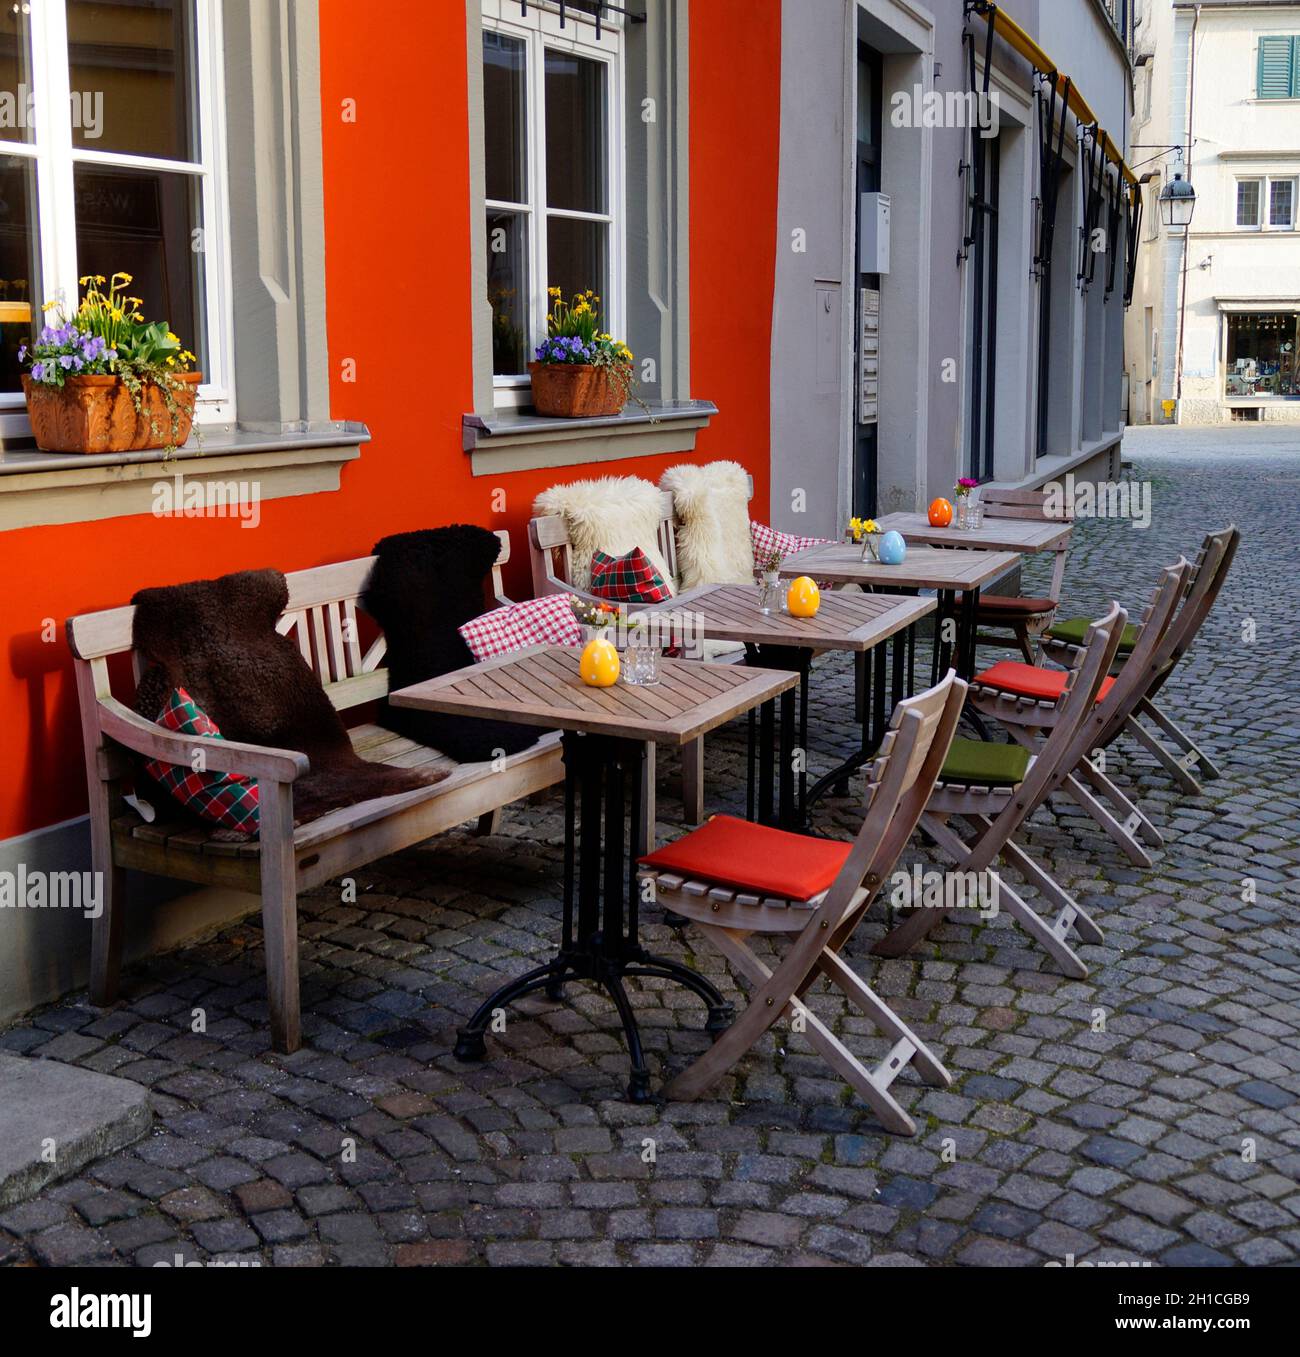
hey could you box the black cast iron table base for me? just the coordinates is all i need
[453,730,734,1102]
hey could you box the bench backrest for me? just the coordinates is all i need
[529,475,755,598]
[66,531,513,726]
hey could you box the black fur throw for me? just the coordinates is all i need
[131,568,441,826]
[364,526,547,762]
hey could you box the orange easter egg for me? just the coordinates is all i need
[579,637,620,687]
[928,497,953,527]
[786,576,821,618]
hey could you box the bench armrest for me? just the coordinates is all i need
[98,697,310,784]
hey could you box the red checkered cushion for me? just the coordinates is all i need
[458,594,582,661]
[589,548,673,604]
[750,520,831,565]
[143,688,260,835]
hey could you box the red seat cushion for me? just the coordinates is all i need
[976,595,1056,618]
[639,815,851,903]
[973,660,1114,704]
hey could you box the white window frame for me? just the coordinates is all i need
[1235,173,1298,231]
[0,0,234,437]
[1266,175,1297,229]
[481,0,626,400]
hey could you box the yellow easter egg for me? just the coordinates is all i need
[786,575,821,618]
[579,637,620,687]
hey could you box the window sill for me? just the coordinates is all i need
[0,422,368,532]
[462,400,718,476]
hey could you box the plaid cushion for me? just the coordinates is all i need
[589,548,673,604]
[750,520,831,566]
[458,594,582,661]
[143,688,260,835]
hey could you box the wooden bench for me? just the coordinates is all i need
[528,482,753,824]
[66,531,564,1054]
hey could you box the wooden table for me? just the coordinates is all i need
[873,511,1073,555]
[778,542,1020,679]
[663,584,936,812]
[391,644,799,1101]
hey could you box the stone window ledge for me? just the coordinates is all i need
[0,423,368,532]
[463,400,717,477]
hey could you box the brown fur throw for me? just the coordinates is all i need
[131,568,442,826]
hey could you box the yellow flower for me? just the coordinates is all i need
[79,275,92,286]
[547,286,561,298]
[95,275,106,284]
[863,518,878,534]
[166,331,180,343]
[41,299,58,312]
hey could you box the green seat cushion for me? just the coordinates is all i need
[939,738,1031,787]
[1047,615,1139,653]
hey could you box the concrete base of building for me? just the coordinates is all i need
[0,815,260,1029]
[1178,400,1300,425]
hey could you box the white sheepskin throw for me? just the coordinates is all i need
[660,460,754,590]
[533,475,675,594]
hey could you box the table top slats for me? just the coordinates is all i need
[391,644,798,746]
[662,583,936,651]
[777,544,1021,591]
[873,512,1072,554]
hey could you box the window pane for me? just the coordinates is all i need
[1236,180,1260,227]
[546,215,607,315]
[0,155,40,392]
[487,208,528,375]
[0,4,34,145]
[74,163,207,374]
[545,51,606,214]
[484,31,527,205]
[66,0,197,159]
[1269,179,1294,227]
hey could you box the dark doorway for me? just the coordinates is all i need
[853,41,883,517]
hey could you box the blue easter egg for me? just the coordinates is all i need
[878,530,907,565]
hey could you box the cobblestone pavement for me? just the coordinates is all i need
[3,426,1298,1268]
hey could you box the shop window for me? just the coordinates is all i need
[1236,179,1261,227]
[1257,34,1300,99]
[0,1,231,434]
[1225,312,1299,398]
[482,1,622,387]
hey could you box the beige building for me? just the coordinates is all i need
[1127,0,1300,424]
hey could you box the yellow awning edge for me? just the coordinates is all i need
[976,2,1138,187]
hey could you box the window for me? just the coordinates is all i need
[1269,177,1295,227]
[1236,175,1297,229]
[1225,312,1299,398]
[1257,34,1300,99]
[482,1,623,387]
[0,1,230,432]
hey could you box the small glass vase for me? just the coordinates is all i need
[757,571,781,614]
[955,497,970,530]
[860,532,882,562]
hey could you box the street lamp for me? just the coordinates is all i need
[1159,171,1196,230]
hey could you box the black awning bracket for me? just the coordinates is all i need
[515,1,646,38]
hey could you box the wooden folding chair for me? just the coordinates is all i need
[974,486,1075,662]
[638,671,967,1135]
[873,601,1129,978]
[1041,526,1239,795]
[963,561,1191,870]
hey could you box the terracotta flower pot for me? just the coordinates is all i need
[22,371,202,454]
[528,361,628,418]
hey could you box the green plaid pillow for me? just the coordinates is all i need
[589,548,673,604]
